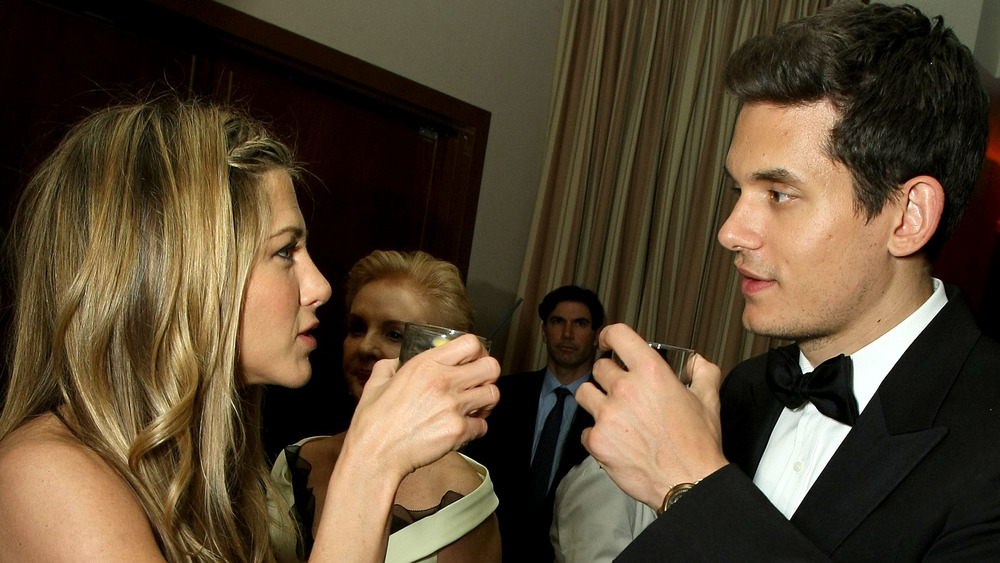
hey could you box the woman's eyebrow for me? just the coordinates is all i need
[267,225,306,240]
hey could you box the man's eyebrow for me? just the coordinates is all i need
[723,167,800,185]
[751,167,799,184]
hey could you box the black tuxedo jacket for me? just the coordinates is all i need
[618,287,1000,561]
[464,368,594,562]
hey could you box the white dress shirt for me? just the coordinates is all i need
[753,278,947,518]
[551,455,657,563]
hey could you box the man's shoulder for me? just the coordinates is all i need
[725,349,773,383]
[496,369,546,392]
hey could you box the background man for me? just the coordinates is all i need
[466,285,605,562]
[577,2,1000,560]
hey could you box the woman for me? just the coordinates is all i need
[0,98,498,562]
[271,250,502,563]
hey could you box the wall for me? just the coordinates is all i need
[215,0,564,357]
[216,0,998,360]
[888,0,1000,76]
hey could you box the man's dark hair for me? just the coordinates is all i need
[538,285,605,328]
[724,1,989,259]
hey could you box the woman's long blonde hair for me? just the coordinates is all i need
[0,98,295,561]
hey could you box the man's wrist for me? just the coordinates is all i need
[657,479,702,514]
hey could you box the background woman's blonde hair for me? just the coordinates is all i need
[0,97,296,561]
[345,250,476,332]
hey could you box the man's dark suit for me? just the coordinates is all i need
[617,286,1000,561]
[464,369,594,562]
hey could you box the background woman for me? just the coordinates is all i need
[0,98,498,562]
[271,249,502,563]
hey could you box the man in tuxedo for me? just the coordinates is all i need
[465,285,604,562]
[577,2,1000,560]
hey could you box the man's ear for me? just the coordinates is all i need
[888,175,944,258]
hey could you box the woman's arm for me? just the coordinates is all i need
[308,334,499,562]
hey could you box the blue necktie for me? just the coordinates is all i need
[530,387,571,502]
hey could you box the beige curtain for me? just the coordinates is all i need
[504,0,832,375]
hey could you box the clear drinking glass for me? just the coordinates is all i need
[398,322,492,365]
[612,341,695,385]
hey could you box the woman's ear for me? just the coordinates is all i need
[888,175,944,257]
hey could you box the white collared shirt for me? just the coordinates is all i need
[753,279,948,518]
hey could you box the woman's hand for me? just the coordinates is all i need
[346,333,500,481]
[310,334,499,562]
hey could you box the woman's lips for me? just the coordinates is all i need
[298,332,317,348]
[350,369,372,383]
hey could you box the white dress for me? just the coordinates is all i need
[269,436,498,563]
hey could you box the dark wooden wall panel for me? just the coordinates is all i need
[0,0,491,457]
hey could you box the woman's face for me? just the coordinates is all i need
[342,278,430,399]
[240,170,332,387]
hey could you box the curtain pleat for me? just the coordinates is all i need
[505,0,833,375]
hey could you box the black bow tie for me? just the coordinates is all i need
[765,346,859,426]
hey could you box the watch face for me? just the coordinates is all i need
[661,481,698,513]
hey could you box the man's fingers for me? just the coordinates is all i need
[574,380,607,417]
[687,353,723,398]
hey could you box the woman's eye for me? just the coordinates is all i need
[275,242,298,260]
[387,330,404,342]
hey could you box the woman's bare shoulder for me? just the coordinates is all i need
[396,451,484,510]
[0,414,164,561]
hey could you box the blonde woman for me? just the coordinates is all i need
[0,98,498,562]
[271,250,502,563]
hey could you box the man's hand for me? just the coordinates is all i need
[576,323,728,510]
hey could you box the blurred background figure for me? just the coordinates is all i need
[271,249,501,563]
[465,285,604,562]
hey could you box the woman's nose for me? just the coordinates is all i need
[301,251,332,307]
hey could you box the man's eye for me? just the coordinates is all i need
[770,190,791,203]
[387,330,404,342]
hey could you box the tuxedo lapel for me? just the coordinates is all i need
[790,394,946,553]
[790,288,978,554]
[721,351,786,476]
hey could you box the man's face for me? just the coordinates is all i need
[543,300,599,371]
[717,101,900,353]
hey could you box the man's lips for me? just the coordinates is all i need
[736,265,776,295]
